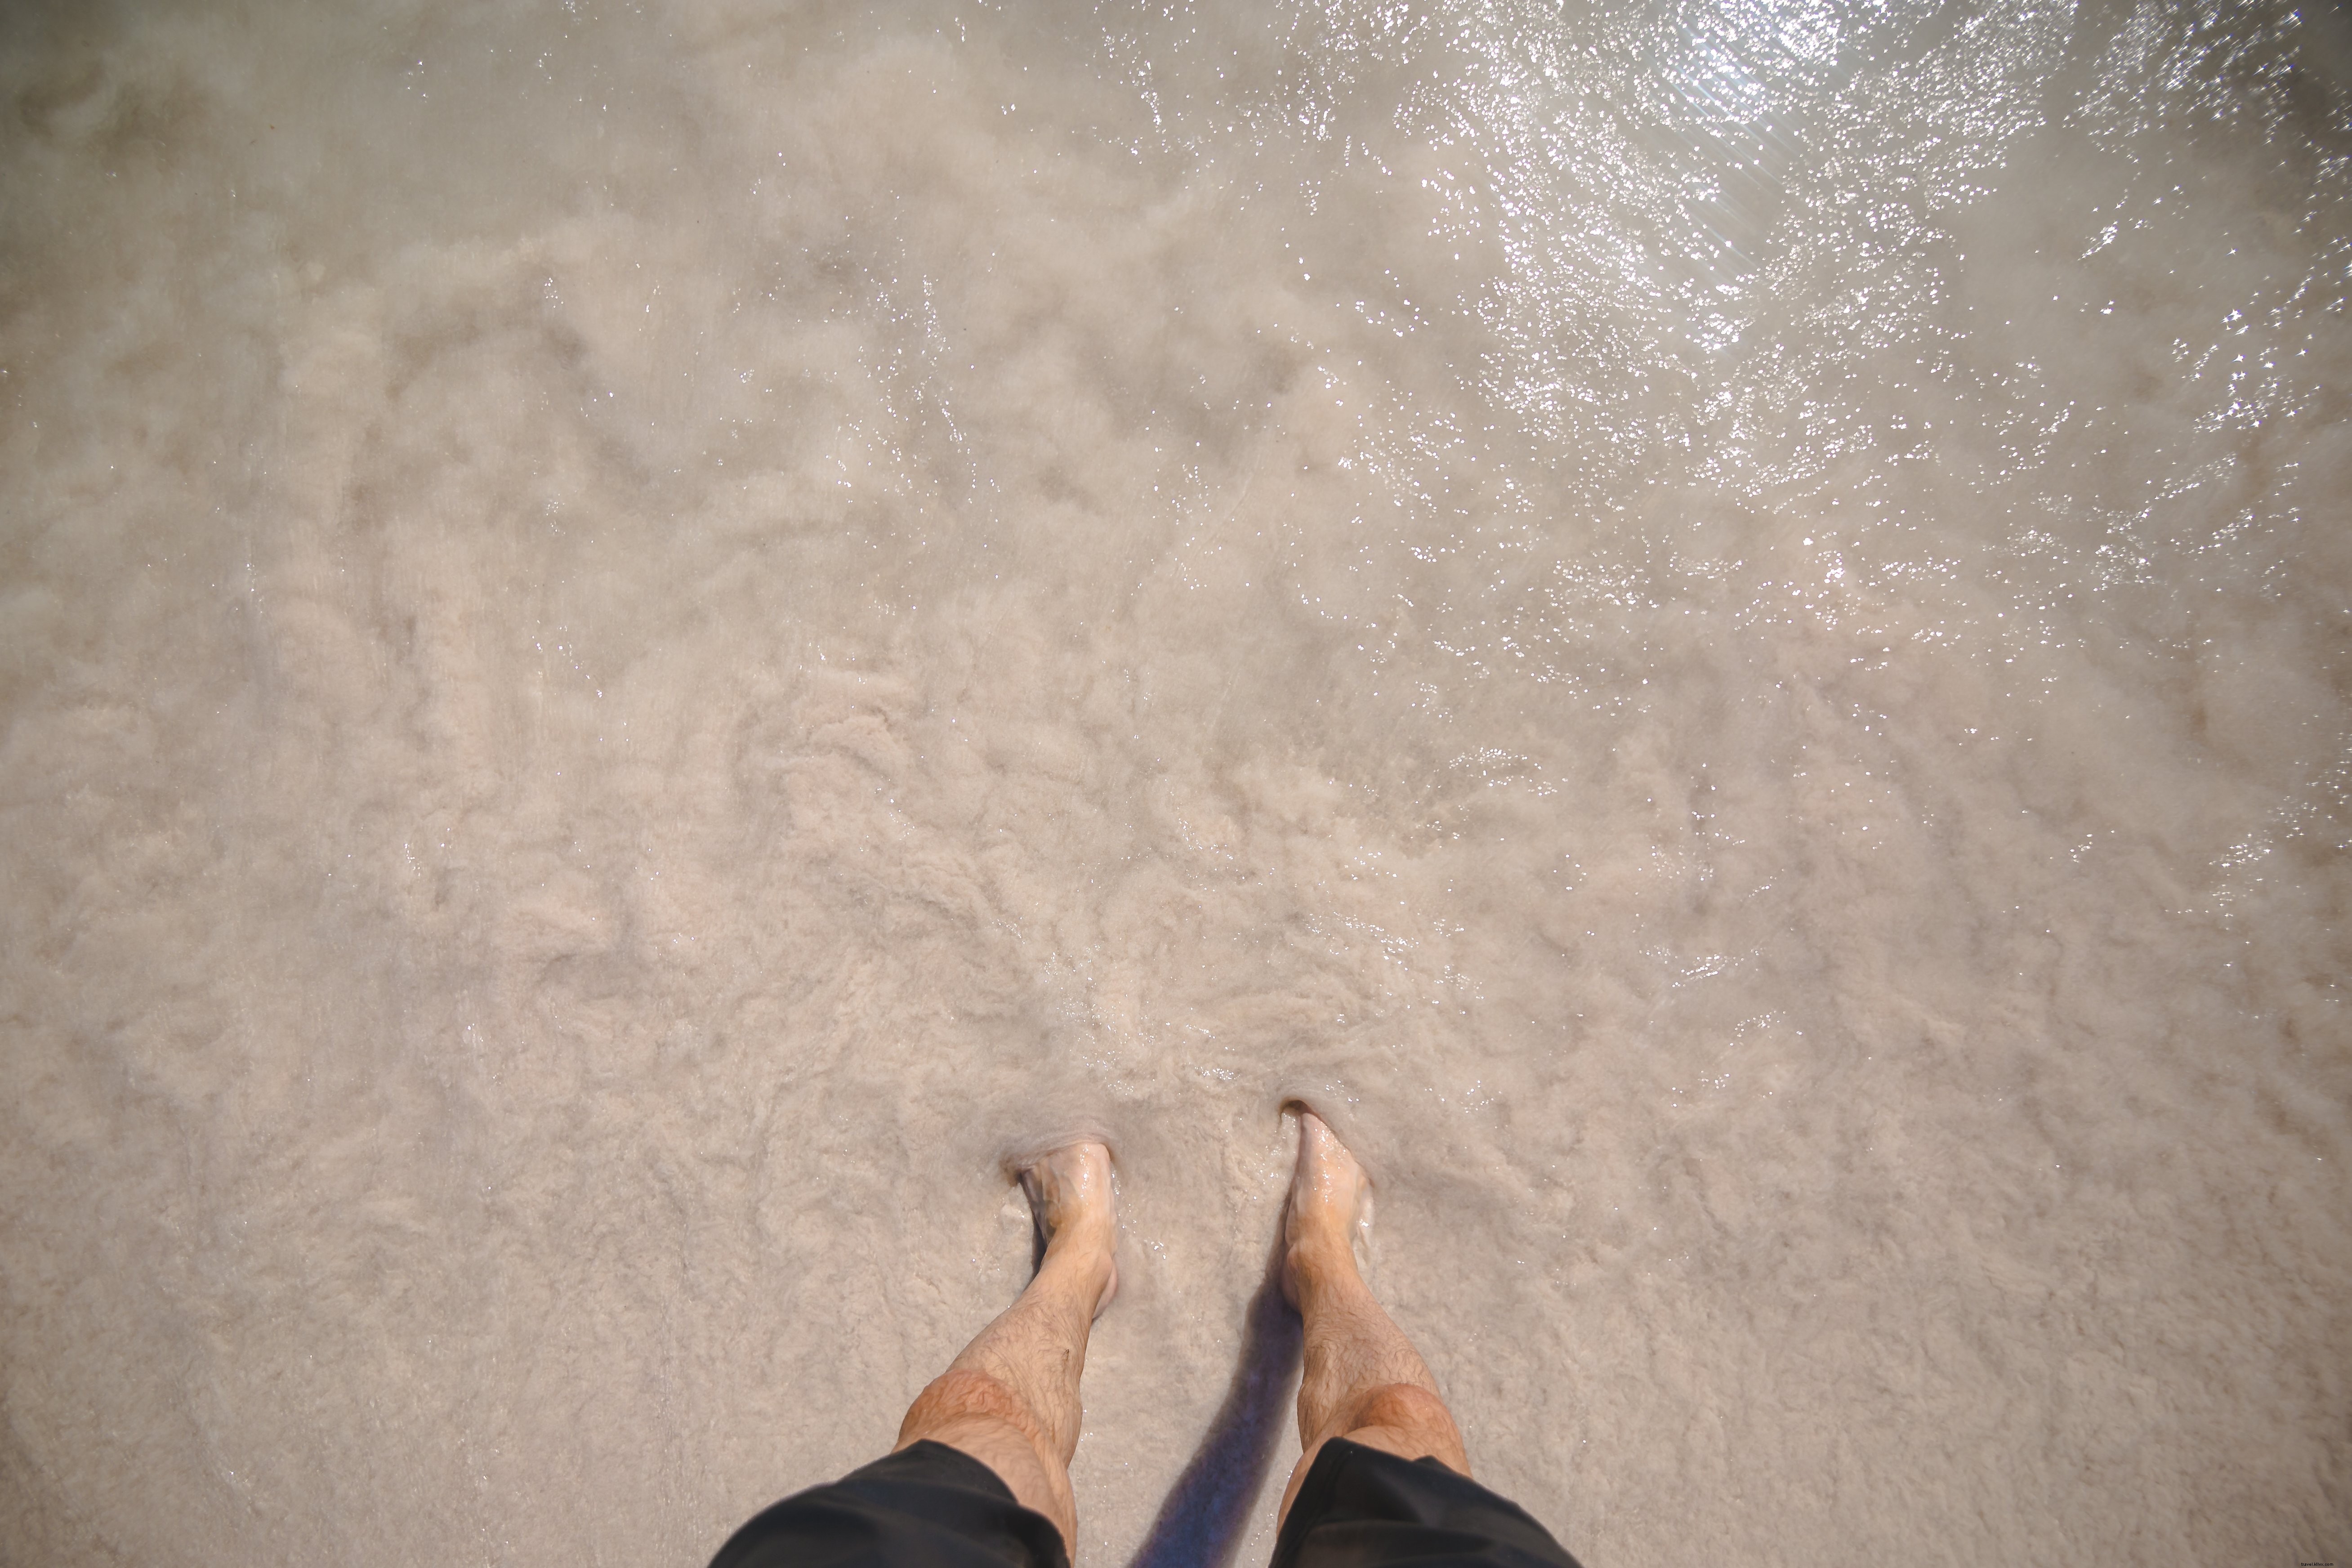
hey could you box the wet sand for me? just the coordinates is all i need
[2,0,2347,1563]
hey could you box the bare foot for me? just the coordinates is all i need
[1282,1107,1370,1308]
[1016,1142,1120,1318]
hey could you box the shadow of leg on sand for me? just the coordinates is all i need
[1125,1230,1303,1568]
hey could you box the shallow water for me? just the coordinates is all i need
[2,0,2347,1563]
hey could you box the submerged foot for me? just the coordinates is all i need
[1282,1106,1371,1308]
[1017,1141,1120,1318]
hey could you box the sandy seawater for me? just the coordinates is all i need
[2,0,2347,1564]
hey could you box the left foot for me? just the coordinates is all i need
[1017,1142,1119,1317]
[1282,1107,1371,1309]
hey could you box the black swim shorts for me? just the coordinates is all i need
[708,1441,1070,1568]
[706,1436,1580,1568]
[1270,1437,1583,1568]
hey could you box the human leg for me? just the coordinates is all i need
[1276,1108,1468,1525]
[894,1141,1119,1555]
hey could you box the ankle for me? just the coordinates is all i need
[1040,1226,1117,1309]
[1283,1232,1364,1307]
[1043,1207,1114,1261]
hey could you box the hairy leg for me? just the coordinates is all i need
[895,1143,1119,1555]
[1276,1109,1468,1526]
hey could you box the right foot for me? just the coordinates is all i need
[1282,1107,1371,1307]
[1017,1142,1120,1318]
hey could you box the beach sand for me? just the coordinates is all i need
[2,1,2347,1563]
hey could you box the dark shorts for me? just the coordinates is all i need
[707,1442,1070,1568]
[707,1437,1580,1568]
[1268,1438,1583,1568]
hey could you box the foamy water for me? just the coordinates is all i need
[3,1,2347,1563]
